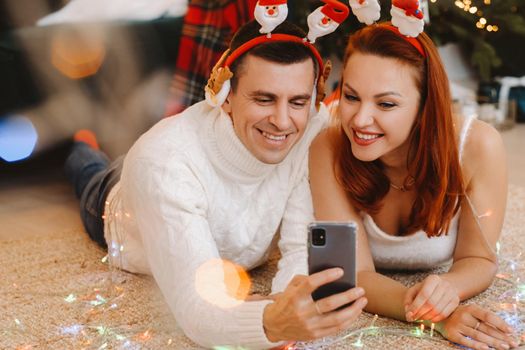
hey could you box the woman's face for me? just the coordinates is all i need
[339,52,422,165]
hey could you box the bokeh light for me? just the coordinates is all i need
[195,259,251,309]
[0,115,38,162]
[51,28,106,79]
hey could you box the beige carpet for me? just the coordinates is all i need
[1,186,524,350]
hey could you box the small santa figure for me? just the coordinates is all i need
[306,0,349,43]
[390,0,425,37]
[254,0,288,36]
[348,0,381,25]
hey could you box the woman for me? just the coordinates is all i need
[309,23,518,350]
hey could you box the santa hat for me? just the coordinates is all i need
[320,0,350,24]
[392,0,424,20]
[258,0,287,6]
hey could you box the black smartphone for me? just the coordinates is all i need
[308,221,357,303]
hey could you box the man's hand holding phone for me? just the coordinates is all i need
[262,268,367,342]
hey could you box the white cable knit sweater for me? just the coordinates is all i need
[103,100,327,349]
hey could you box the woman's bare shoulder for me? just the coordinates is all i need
[310,127,337,160]
[461,118,506,179]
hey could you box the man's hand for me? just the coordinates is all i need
[435,304,519,350]
[246,294,279,302]
[404,274,460,322]
[262,268,367,342]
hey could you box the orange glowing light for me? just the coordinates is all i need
[51,29,105,79]
[478,210,493,218]
[195,259,252,308]
[15,346,32,350]
[135,329,153,341]
[500,303,516,311]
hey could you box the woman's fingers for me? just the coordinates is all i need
[403,283,420,309]
[449,329,491,350]
[471,306,515,335]
[460,323,513,350]
[406,276,440,320]
[430,300,458,323]
[477,322,519,348]
[436,305,519,350]
[421,291,459,322]
[411,285,446,320]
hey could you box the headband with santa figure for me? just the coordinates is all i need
[205,0,350,110]
[349,0,426,56]
[205,0,427,109]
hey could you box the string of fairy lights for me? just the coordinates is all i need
[289,248,525,349]
[429,0,501,33]
[4,192,525,348]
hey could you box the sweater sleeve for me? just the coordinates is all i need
[271,174,313,294]
[123,157,283,349]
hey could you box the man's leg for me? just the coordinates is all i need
[64,137,122,248]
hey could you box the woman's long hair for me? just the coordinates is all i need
[332,24,463,237]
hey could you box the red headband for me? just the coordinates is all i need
[223,34,324,80]
[383,25,426,58]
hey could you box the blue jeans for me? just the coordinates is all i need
[64,142,123,248]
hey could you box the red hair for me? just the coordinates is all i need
[332,24,463,237]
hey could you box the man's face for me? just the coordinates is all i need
[222,55,315,164]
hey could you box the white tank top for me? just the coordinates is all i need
[364,115,475,270]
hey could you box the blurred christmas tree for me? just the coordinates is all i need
[289,0,525,81]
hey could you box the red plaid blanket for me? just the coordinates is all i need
[165,0,257,116]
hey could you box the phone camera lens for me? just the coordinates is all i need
[312,228,326,246]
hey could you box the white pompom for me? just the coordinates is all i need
[205,80,231,108]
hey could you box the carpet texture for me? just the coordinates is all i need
[1,185,524,349]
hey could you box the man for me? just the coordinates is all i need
[65,19,367,349]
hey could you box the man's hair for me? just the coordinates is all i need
[228,20,319,91]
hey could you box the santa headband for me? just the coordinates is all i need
[258,0,287,5]
[205,0,426,109]
[349,0,426,55]
[205,0,350,110]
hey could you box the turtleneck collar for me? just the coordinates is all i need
[203,105,277,182]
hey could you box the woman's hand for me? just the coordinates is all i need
[404,274,460,322]
[262,268,368,342]
[435,304,519,350]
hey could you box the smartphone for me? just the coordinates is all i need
[308,221,357,303]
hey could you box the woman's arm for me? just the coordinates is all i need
[405,121,507,323]
[310,127,516,349]
[309,130,409,321]
[441,120,507,299]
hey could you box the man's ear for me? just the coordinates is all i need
[221,91,233,114]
